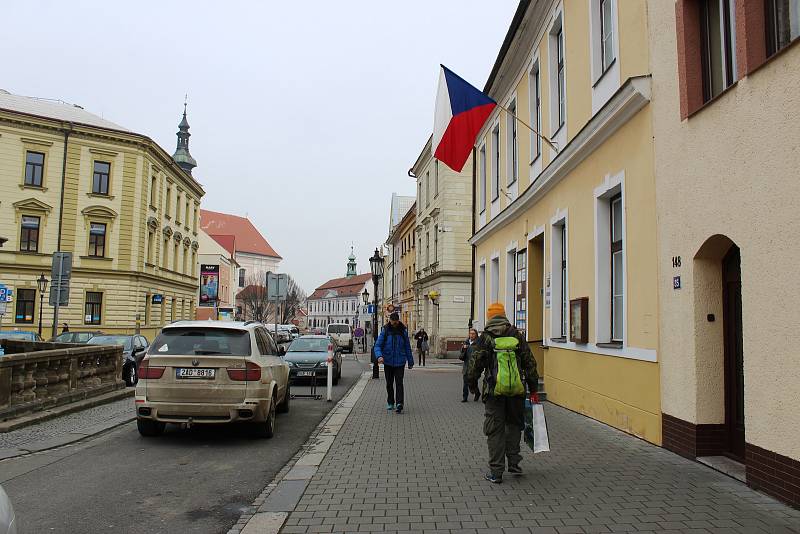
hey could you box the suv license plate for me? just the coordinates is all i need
[297,371,315,377]
[176,368,216,379]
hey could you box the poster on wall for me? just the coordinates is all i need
[200,264,219,306]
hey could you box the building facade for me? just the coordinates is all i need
[0,91,204,339]
[307,253,371,331]
[649,0,800,507]
[387,201,416,330]
[195,228,237,320]
[468,0,660,443]
[412,139,474,357]
[199,209,281,298]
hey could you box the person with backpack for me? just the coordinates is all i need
[375,312,414,414]
[414,327,429,366]
[467,303,539,484]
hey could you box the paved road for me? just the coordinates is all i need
[1,358,366,534]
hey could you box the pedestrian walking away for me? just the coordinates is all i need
[460,328,480,402]
[375,312,414,414]
[414,327,429,366]
[468,302,539,484]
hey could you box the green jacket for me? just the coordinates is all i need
[467,315,539,400]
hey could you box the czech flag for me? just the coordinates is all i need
[433,65,496,172]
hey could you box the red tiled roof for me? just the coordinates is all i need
[200,209,281,258]
[308,273,371,300]
[235,284,266,300]
[209,234,236,255]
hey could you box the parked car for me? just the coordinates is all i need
[0,331,43,342]
[87,334,149,387]
[0,484,16,534]
[134,321,290,438]
[326,323,353,353]
[284,335,342,385]
[48,331,103,343]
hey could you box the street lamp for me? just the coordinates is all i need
[36,273,49,337]
[369,248,384,379]
[361,288,370,355]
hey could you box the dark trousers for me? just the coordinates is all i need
[463,377,479,400]
[484,396,525,477]
[418,349,426,366]
[384,364,405,405]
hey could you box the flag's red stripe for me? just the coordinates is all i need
[434,103,496,172]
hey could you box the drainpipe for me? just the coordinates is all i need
[469,147,476,329]
[52,123,72,337]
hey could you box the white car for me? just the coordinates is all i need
[326,323,353,353]
[0,485,16,534]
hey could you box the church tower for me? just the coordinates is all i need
[346,247,357,278]
[172,102,197,175]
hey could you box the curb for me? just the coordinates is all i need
[228,371,371,534]
[0,388,134,433]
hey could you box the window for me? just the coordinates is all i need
[150,176,157,205]
[506,249,516,322]
[88,222,106,257]
[479,145,487,213]
[600,0,615,71]
[20,215,40,252]
[433,225,438,263]
[92,161,110,195]
[529,65,542,161]
[491,125,500,201]
[25,151,44,187]
[185,200,190,226]
[611,195,624,341]
[700,0,737,101]
[551,219,568,340]
[174,242,179,271]
[507,100,518,185]
[239,269,246,287]
[556,26,566,129]
[478,263,486,328]
[162,238,169,268]
[146,231,154,263]
[766,0,800,55]
[490,257,500,303]
[434,161,439,197]
[192,204,198,232]
[418,181,423,213]
[183,246,188,273]
[516,250,527,333]
[560,224,568,337]
[175,191,182,223]
[15,289,35,324]
[165,185,172,217]
[426,232,430,266]
[425,171,430,207]
[85,292,103,325]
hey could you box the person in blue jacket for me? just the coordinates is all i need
[375,312,414,414]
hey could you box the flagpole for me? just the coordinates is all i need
[494,102,559,153]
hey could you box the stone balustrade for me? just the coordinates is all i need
[0,340,125,422]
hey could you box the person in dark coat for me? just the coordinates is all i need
[413,327,429,366]
[375,313,414,414]
[460,328,480,402]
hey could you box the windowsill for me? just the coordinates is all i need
[592,58,617,89]
[16,251,47,256]
[686,81,739,120]
[87,193,114,200]
[596,341,623,349]
[80,255,112,261]
[19,184,48,192]
[164,215,171,220]
[550,336,567,343]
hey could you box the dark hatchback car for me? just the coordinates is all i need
[284,335,342,385]
[87,334,149,387]
[48,331,103,343]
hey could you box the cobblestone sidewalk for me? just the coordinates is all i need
[279,367,800,533]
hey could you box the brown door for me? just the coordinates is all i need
[722,246,745,460]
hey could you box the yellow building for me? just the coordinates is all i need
[387,201,416,330]
[469,0,661,443]
[0,91,204,339]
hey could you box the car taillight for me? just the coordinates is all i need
[138,359,165,379]
[327,344,333,352]
[227,361,261,381]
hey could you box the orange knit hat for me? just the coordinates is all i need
[487,302,506,319]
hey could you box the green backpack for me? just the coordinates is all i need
[493,336,525,396]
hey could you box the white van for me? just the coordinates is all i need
[326,323,353,353]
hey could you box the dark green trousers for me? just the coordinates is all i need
[483,395,525,477]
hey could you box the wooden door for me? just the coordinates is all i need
[722,245,745,460]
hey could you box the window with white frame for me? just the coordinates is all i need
[549,15,566,133]
[600,0,615,72]
[506,100,518,185]
[478,263,486,328]
[479,144,487,213]
[610,194,623,341]
[515,250,527,333]
[490,257,499,303]
[529,63,542,162]
[491,125,500,201]
[550,219,568,339]
[425,171,430,207]
[594,177,624,345]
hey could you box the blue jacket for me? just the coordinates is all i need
[375,323,414,368]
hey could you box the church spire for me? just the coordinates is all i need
[172,98,197,175]
[346,247,357,278]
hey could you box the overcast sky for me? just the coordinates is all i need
[2,1,517,293]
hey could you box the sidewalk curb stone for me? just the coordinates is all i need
[229,371,371,534]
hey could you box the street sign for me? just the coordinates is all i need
[266,272,288,301]
[49,252,73,306]
[354,327,364,338]
[366,304,376,314]
[0,284,6,317]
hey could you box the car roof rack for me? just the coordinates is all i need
[243,320,260,326]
